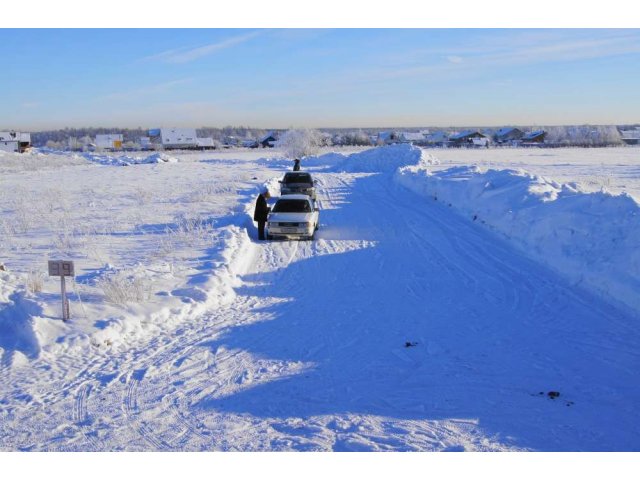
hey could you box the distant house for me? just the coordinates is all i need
[423,131,449,146]
[398,132,427,145]
[0,132,19,152]
[521,130,547,144]
[620,128,640,145]
[155,128,198,149]
[0,131,31,153]
[19,132,31,152]
[449,130,488,147]
[196,137,216,149]
[223,136,240,147]
[95,134,123,150]
[259,132,278,148]
[494,127,524,144]
[139,137,153,150]
[376,131,401,145]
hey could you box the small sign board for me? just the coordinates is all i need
[48,260,75,277]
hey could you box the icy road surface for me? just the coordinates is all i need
[2,170,639,451]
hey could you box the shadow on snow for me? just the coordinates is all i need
[195,173,639,451]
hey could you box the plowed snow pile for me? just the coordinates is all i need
[396,161,640,313]
[302,143,439,172]
[82,151,179,166]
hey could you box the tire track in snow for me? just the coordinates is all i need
[72,382,106,451]
[376,177,532,318]
[122,369,173,450]
[110,227,310,450]
[151,174,354,450]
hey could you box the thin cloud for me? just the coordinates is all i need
[372,30,640,81]
[142,30,263,64]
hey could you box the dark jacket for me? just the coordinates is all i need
[254,193,270,222]
[293,159,301,171]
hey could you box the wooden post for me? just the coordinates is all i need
[48,260,74,322]
[61,275,69,321]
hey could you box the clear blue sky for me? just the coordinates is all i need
[2,29,640,130]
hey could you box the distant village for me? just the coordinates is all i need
[2,124,640,153]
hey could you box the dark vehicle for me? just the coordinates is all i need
[279,172,316,200]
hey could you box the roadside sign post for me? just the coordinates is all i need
[48,260,75,322]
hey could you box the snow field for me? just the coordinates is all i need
[428,146,640,200]
[0,151,271,361]
[1,144,639,452]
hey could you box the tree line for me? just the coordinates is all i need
[28,124,634,149]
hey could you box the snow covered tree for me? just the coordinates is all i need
[595,125,623,146]
[276,128,324,159]
[341,130,373,146]
[544,125,623,147]
[45,140,63,150]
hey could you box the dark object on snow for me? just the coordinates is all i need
[548,391,560,399]
[405,341,418,348]
[473,214,478,221]
[254,190,271,240]
[293,158,301,171]
[0,263,5,271]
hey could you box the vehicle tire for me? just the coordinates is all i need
[315,223,319,231]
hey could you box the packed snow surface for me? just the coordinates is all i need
[1,144,639,451]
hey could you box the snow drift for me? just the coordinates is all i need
[395,164,640,313]
[301,143,439,173]
[86,224,255,351]
[81,152,179,166]
[0,272,42,363]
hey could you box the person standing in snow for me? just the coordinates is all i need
[254,188,271,240]
[293,158,301,171]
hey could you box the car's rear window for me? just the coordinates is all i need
[273,199,311,213]
[283,173,312,184]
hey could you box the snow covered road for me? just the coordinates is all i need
[1,162,639,451]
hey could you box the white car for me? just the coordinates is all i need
[267,194,319,240]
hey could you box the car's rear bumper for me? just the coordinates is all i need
[281,188,316,197]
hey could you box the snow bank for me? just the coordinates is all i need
[396,164,640,313]
[87,224,256,351]
[0,271,42,364]
[334,143,436,173]
[81,152,179,166]
[1,214,257,360]
[0,149,87,173]
[301,144,439,173]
